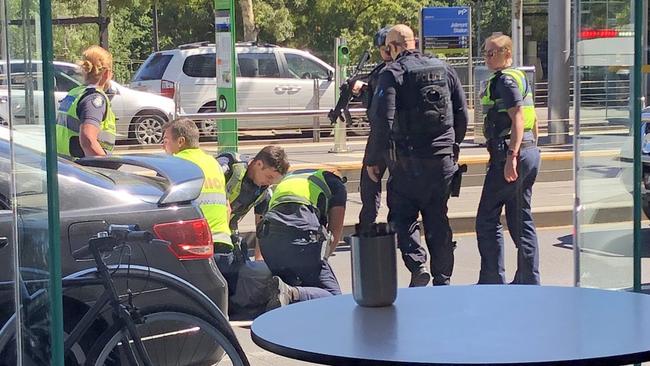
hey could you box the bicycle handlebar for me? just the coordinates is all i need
[72,225,154,258]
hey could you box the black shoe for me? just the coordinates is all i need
[266,276,295,311]
[409,266,431,287]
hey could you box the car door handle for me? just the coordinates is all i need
[274,86,288,92]
[0,237,8,249]
[286,86,302,93]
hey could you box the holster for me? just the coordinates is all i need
[450,164,467,197]
[487,138,508,164]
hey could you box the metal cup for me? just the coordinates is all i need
[347,223,397,307]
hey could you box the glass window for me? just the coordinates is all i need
[575,0,634,289]
[54,71,81,92]
[285,54,329,79]
[182,53,216,78]
[237,53,280,78]
[133,53,173,81]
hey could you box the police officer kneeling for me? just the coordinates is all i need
[257,170,346,302]
[476,33,541,285]
[365,24,469,286]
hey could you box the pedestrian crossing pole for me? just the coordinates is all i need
[331,37,350,153]
[214,0,238,152]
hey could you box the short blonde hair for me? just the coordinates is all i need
[77,45,113,84]
[484,33,512,52]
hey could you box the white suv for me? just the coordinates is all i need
[130,42,337,134]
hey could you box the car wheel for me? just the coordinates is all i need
[198,105,217,140]
[348,115,370,136]
[132,113,166,145]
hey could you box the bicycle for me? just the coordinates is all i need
[0,224,249,366]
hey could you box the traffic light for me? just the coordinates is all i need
[337,44,350,66]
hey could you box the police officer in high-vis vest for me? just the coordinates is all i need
[218,147,295,312]
[366,24,468,287]
[257,169,346,303]
[476,33,541,285]
[57,45,116,159]
[161,119,231,260]
[217,146,289,259]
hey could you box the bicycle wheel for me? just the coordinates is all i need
[85,305,248,366]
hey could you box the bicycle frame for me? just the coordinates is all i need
[0,264,234,362]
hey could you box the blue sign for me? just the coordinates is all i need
[421,7,470,38]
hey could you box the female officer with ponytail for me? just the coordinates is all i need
[56,45,116,158]
[476,33,541,285]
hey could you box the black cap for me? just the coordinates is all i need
[373,26,392,48]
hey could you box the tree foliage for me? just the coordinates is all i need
[39,0,516,82]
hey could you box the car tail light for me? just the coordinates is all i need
[160,80,175,99]
[153,219,214,260]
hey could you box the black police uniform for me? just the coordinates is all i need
[359,61,387,226]
[366,50,468,285]
[258,171,345,301]
[476,72,541,285]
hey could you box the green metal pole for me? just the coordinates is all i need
[214,0,238,153]
[633,0,643,293]
[38,0,64,363]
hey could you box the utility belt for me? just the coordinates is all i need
[388,140,454,172]
[257,219,332,260]
[487,135,537,164]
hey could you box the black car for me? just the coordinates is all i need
[0,127,228,364]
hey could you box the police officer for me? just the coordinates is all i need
[257,169,346,302]
[366,24,468,286]
[357,26,393,227]
[218,146,294,311]
[218,145,289,259]
[476,34,540,285]
[57,45,116,158]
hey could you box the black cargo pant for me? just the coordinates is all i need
[476,143,541,285]
[258,222,341,301]
[359,160,387,226]
[387,154,457,285]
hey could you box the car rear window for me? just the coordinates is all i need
[182,54,216,78]
[133,53,173,81]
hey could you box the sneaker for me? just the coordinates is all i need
[409,266,431,287]
[265,276,295,311]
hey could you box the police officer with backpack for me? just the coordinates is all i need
[365,24,468,286]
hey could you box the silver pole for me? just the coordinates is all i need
[573,0,582,288]
[547,0,570,145]
[511,0,523,67]
[312,78,321,142]
[331,37,349,153]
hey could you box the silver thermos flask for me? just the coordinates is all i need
[347,223,397,307]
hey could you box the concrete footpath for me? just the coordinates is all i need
[229,136,618,237]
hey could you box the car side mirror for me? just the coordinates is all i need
[327,70,334,81]
[107,84,119,96]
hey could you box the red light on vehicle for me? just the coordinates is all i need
[153,219,214,260]
[160,79,175,99]
[580,28,618,40]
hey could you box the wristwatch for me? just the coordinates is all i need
[506,149,518,157]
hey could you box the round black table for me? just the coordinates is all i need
[251,286,650,365]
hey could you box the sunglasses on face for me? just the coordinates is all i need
[483,48,505,58]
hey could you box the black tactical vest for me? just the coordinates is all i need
[393,54,454,148]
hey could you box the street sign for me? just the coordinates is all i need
[421,7,470,37]
[420,6,471,55]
